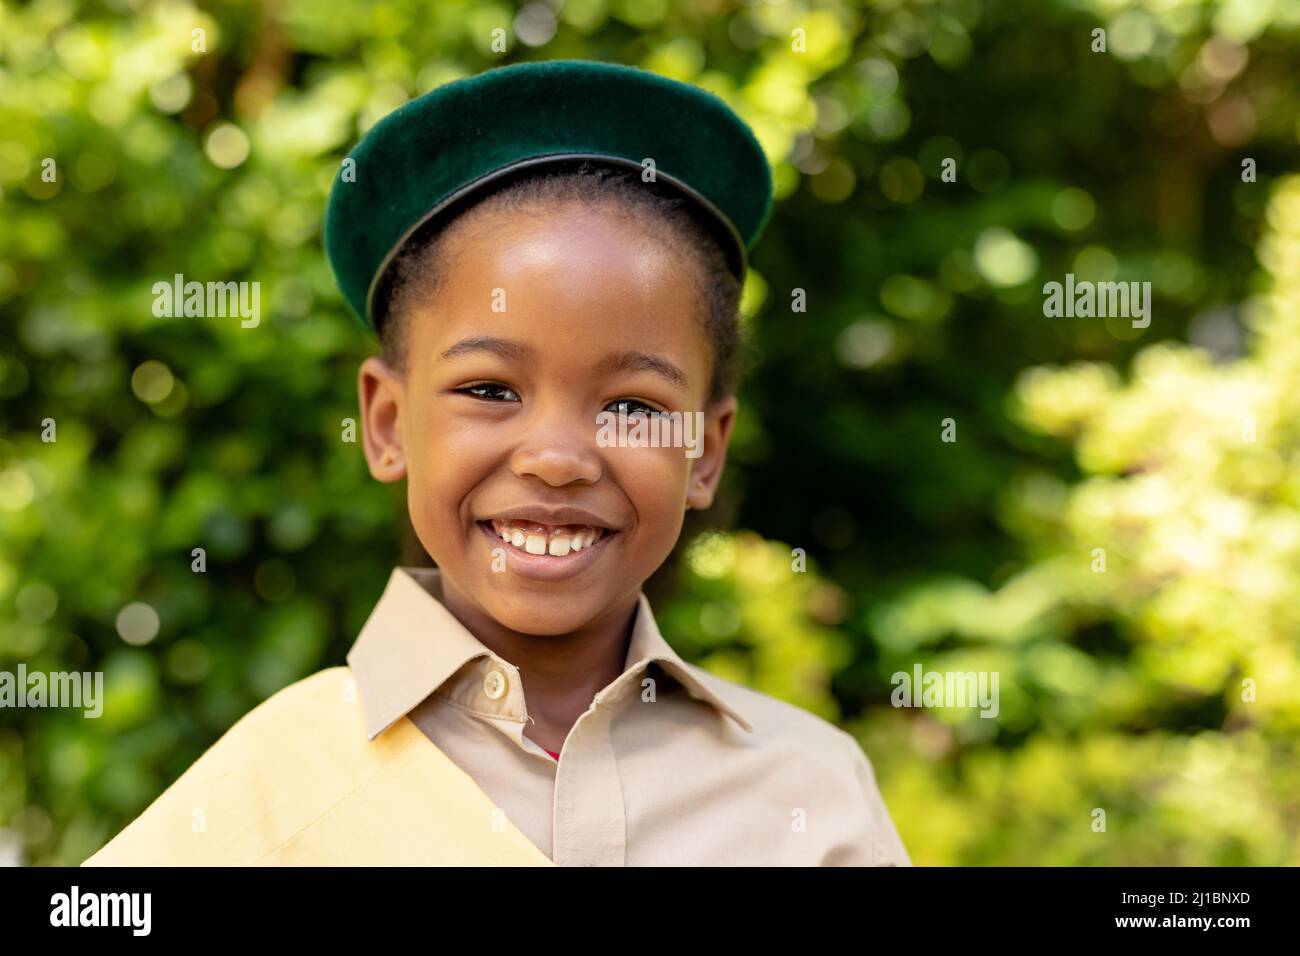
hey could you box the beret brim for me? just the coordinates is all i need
[323,59,774,334]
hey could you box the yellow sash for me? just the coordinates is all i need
[81,667,553,866]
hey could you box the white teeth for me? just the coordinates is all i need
[489,520,607,557]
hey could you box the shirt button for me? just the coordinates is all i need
[483,669,508,701]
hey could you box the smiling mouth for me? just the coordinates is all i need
[481,518,613,557]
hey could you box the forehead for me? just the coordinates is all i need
[409,203,711,385]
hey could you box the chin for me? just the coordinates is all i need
[481,588,606,636]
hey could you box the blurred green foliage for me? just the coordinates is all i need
[2,0,1298,865]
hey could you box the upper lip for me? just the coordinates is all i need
[479,506,619,531]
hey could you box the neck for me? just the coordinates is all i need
[436,577,639,747]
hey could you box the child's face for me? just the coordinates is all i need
[359,202,737,636]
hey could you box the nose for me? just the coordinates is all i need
[510,410,603,487]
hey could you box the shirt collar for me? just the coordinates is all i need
[346,567,753,740]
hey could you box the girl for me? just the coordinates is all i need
[85,59,909,867]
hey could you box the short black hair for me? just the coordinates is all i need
[376,160,744,404]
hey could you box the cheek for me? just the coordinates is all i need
[611,448,689,534]
[403,407,499,544]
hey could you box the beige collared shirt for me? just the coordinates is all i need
[346,567,911,866]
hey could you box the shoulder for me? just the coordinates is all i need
[682,660,863,760]
[82,666,369,866]
[676,662,912,865]
[220,666,359,739]
[170,665,366,770]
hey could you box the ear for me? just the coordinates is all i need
[358,355,407,481]
[686,395,737,510]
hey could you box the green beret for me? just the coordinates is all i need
[323,59,774,335]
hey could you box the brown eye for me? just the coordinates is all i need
[606,399,659,418]
[459,383,519,402]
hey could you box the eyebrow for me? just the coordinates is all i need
[597,350,689,391]
[439,336,536,363]
[440,337,689,391]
